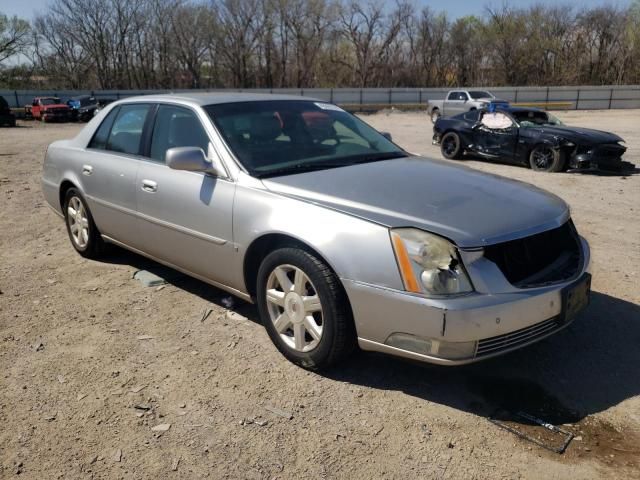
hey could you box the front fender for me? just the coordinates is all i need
[233,181,404,292]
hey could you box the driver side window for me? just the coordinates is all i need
[150,105,210,163]
[480,112,513,130]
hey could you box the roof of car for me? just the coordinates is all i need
[116,92,319,106]
[496,105,545,114]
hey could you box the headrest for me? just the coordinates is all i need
[249,114,282,142]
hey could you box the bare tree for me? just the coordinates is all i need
[0,13,31,65]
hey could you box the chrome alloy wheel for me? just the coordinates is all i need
[67,196,89,248]
[265,264,323,352]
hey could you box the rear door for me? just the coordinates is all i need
[82,103,152,247]
[135,103,235,282]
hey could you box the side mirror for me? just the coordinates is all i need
[380,131,393,142]
[165,146,226,177]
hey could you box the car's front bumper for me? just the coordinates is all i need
[567,144,631,172]
[344,238,591,365]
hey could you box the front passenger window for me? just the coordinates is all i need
[150,105,210,163]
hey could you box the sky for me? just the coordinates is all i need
[0,0,633,21]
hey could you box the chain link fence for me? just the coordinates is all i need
[3,85,639,111]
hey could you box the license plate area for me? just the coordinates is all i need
[561,273,591,323]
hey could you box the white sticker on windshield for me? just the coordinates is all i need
[315,102,344,112]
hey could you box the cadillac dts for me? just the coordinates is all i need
[41,94,591,369]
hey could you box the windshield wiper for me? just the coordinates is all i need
[349,151,407,165]
[256,151,408,179]
[256,162,349,178]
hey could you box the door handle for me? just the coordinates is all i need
[141,179,158,193]
[82,165,93,176]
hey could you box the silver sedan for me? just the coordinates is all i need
[41,93,591,369]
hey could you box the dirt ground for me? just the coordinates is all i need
[1,109,639,479]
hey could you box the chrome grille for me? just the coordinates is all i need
[476,317,561,357]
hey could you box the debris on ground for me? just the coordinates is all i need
[113,449,122,462]
[76,393,88,401]
[221,296,234,308]
[133,270,168,287]
[151,423,171,432]
[264,406,293,420]
[130,385,146,393]
[200,308,213,322]
[137,335,154,340]
[488,410,574,454]
[171,457,181,471]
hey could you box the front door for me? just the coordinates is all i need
[135,104,235,283]
[474,112,519,159]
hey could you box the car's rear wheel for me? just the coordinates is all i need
[529,145,565,172]
[63,188,106,258]
[256,247,355,370]
[441,132,463,160]
[431,109,441,123]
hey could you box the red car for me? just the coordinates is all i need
[27,97,71,122]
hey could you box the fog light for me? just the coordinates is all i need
[385,333,433,355]
[385,333,477,360]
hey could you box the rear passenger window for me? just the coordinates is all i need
[150,105,209,162]
[105,104,151,155]
[88,107,119,150]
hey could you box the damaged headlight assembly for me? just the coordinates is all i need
[390,228,473,296]
[387,228,477,360]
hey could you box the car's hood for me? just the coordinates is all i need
[533,126,623,144]
[262,156,569,248]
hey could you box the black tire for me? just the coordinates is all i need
[529,144,565,172]
[256,247,355,370]
[430,109,441,124]
[63,188,106,258]
[440,131,463,160]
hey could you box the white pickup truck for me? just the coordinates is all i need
[427,90,507,123]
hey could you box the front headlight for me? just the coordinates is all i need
[390,228,473,296]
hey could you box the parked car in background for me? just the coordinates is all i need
[427,90,508,123]
[433,106,631,172]
[67,95,99,122]
[0,96,16,127]
[93,98,116,117]
[26,97,71,122]
[42,93,591,370]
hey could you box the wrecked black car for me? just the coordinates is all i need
[433,107,631,172]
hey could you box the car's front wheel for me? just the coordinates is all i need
[529,145,565,172]
[63,188,106,258]
[440,131,463,160]
[256,247,355,370]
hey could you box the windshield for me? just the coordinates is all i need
[512,110,564,127]
[468,91,493,100]
[205,101,406,178]
[41,98,61,105]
